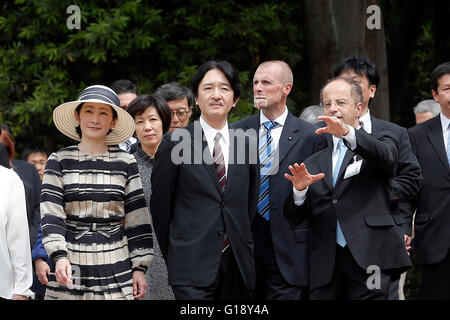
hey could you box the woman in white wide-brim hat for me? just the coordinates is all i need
[40,85,153,300]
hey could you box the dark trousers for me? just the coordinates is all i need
[311,245,392,300]
[419,247,450,299]
[253,215,305,300]
[172,248,251,300]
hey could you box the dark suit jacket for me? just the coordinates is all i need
[407,115,450,265]
[150,121,258,289]
[11,159,42,249]
[371,117,422,235]
[231,112,326,287]
[0,142,9,168]
[284,129,411,290]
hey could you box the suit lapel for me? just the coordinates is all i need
[224,129,237,193]
[318,135,334,190]
[278,113,302,165]
[426,117,449,171]
[370,116,381,134]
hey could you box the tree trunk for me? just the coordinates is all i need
[305,0,390,120]
[387,0,428,122]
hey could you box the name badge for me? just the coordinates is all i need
[344,156,362,179]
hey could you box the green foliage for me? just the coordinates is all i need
[0,0,304,154]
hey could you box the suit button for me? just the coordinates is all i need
[332,199,338,204]
[217,231,224,236]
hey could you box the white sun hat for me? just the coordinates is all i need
[53,85,135,145]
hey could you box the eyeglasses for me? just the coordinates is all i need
[322,100,351,109]
[172,109,190,120]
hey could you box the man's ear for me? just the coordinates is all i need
[431,89,439,102]
[355,102,363,117]
[369,84,376,99]
[283,83,293,96]
[232,97,240,108]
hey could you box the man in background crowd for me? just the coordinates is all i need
[111,79,139,152]
[406,62,450,299]
[413,99,441,124]
[155,82,194,132]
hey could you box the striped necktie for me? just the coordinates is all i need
[213,133,230,252]
[213,133,226,191]
[333,139,347,247]
[257,121,279,221]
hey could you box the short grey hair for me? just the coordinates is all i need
[154,82,194,107]
[413,99,441,116]
[299,105,323,124]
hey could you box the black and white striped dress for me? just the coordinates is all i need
[40,145,153,300]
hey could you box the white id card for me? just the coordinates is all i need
[344,156,363,179]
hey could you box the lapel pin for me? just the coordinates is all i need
[288,136,292,140]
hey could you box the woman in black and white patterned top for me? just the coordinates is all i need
[40,85,153,300]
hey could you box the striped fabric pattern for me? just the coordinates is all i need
[213,133,230,253]
[40,145,153,300]
[257,121,278,220]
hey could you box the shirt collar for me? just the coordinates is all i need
[359,109,372,133]
[440,112,450,133]
[199,116,230,146]
[332,135,341,154]
[259,106,288,128]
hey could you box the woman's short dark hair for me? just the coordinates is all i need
[74,103,118,138]
[191,61,241,101]
[430,62,450,92]
[127,95,172,134]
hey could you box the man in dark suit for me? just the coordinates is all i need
[407,62,450,299]
[150,61,258,300]
[232,61,325,300]
[334,57,422,299]
[284,77,411,299]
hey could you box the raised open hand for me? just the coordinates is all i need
[315,116,351,138]
[284,163,325,191]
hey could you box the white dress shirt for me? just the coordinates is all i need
[440,112,450,153]
[359,109,373,134]
[259,106,289,150]
[200,116,230,174]
[0,166,33,299]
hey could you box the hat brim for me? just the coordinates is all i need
[53,99,135,145]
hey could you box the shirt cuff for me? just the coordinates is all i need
[293,186,308,206]
[343,125,357,150]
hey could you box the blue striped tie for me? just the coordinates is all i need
[333,139,347,247]
[447,124,450,166]
[257,121,278,220]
